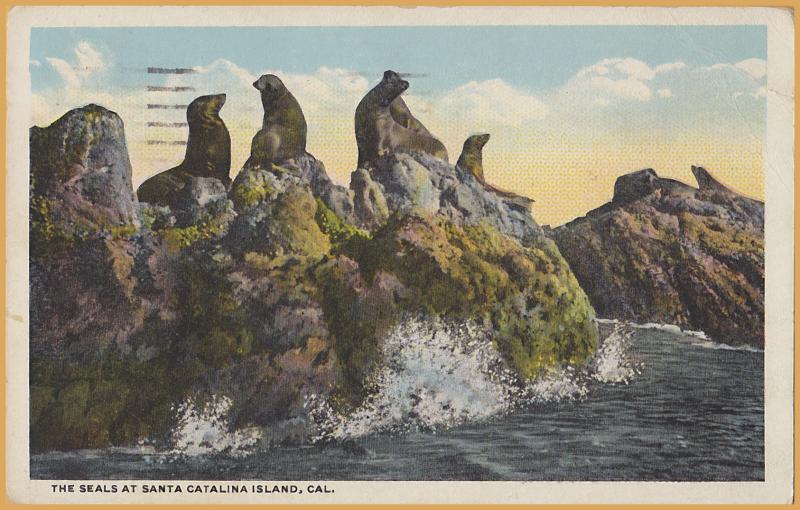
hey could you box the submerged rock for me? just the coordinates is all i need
[552,167,764,346]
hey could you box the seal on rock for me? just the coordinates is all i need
[246,74,308,168]
[390,96,433,138]
[456,132,534,210]
[355,70,448,167]
[137,93,231,205]
[456,133,491,182]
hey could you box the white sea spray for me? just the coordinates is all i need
[306,316,640,442]
[167,395,261,458]
[306,317,520,440]
[628,320,762,352]
[590,323,642,384]
[689,340,764,353]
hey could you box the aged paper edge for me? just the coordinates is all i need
[4,5,795,505]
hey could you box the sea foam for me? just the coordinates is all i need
[168,395,261,458]
[307,316,639,442]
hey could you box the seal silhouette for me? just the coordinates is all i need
[456,132,534,210]
[246,74,308,168]
[355,70,448,167]
[137,93,231,205]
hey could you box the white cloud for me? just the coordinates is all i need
[425,79,547,126]
[735,86,767,100]
[563,58,686,105]
[734,58,767,80]
[74,41,105,74]
[654,61,686,74]
[657,88,673,98]
[45,41,106,91]
[709,58,767,80]
[589,74,652,101]
[45,57,81,89]
[30,59,41,67]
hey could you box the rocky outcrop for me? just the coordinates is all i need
[352,152,543,245]
[29,105,599,451]
[30,104,138,232]
[29,105,156,356]
[552,167,764,346]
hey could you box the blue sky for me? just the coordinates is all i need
[29,25,767,225]
[31,26,766,93]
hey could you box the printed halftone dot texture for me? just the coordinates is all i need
[128,111,763,227]
[127,102,357,186]
[415,102,764,227]
[306,113,358,185]
[80,83,762,228]
[484,137,764,226]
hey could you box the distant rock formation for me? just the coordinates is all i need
[552,167,764,346]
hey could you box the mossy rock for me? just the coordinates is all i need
[314,256,401,403]
[340,212,598,379]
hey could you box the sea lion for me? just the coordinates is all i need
[246,74,307,168]
[455,132,534,210]
[355,70,448,167]
[137,93,231,205]
[456,133,491,182]
[389,96,433,138]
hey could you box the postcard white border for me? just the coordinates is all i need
[6,6,794,504]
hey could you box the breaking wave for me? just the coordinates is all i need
[688,340,764,353]
[306,316,640,442]
[599,318,763,353]
[167,395,262,458]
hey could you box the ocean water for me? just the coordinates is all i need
[31,320,764,481]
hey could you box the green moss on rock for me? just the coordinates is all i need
[346,213,598,378]
[230,167,277,210]
[30,350,181,450]
[30,195,75,259]
[315,258,399,403]
[314,197,371,252]
[159,220,223,252]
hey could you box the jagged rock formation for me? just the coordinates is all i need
[30,105,154,354]
[352,152,540,245]
[552,166,764,346]
[31,104,138,230]
[30,104,599,450]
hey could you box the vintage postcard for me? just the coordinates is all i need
[5,5,794,504]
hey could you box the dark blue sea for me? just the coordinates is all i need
[31,322,763,481]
